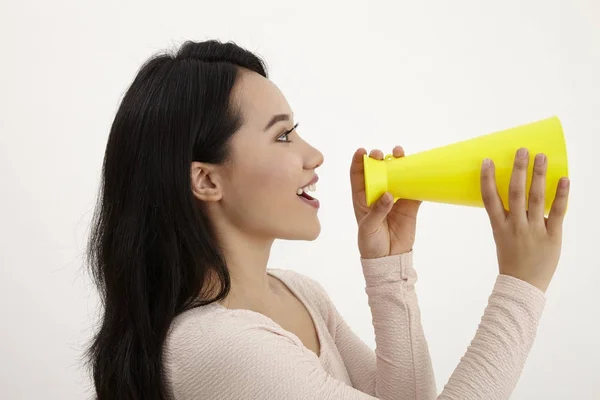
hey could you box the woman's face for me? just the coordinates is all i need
[198,70,324,241]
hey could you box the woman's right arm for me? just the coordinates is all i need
[439,150,569,398]
[437,274,546,399]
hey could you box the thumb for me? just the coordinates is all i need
[359,192,393,234]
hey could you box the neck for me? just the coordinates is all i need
[213,224,278,311]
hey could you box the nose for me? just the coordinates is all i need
[306,144,324,170]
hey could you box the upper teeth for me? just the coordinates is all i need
[297,183,316,195]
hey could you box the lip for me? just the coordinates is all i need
[298,195,320,209]
[300,174,319,189]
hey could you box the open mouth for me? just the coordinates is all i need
[296,182,319,208]
[297,183,316,200]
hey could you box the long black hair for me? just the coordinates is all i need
[85,39,268,400]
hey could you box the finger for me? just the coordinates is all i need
[369,149,384,160]
[480,158,506,226]
[350,148,368,221]
[392,145,405,158]
[350,148,367,193]
[359,192,393,234]
[508,148,529,224]
[390,198,422,216]
[528,153,547,224]
[547,177,570,236]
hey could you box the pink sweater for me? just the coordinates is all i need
[164,252,546,399]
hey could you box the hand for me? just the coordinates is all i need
[480,148,570,293]
[350,146,422,259]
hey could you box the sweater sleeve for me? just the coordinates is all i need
[316,251,437,399]
[338,252,438,398]
[437,273,546,399]
[317,252,546,400]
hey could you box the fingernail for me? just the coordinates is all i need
[517,148,528,158]
[381,192,391,205]
[560,178,570,188]
[535,153,546,166]
[482,158,491,168]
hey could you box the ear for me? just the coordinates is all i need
[190,161,223,202]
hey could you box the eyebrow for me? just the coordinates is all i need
[264,114,291,131]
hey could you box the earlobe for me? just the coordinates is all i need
[190,162,223,202]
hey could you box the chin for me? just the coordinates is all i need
[304,224,321,241]
[279,219,321,241]
[301,216,321,240]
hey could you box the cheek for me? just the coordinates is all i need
[225,154,303,233]
[222,155,301,227]
[236,155,301,193]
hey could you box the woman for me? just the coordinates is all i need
[85,39,570,399]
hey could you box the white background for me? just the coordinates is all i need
[1,0,599,399]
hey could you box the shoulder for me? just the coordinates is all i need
[163,303,304,393]
[164,302,301,358]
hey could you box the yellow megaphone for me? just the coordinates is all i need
[364,116,569,214]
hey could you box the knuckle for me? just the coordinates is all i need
[481,177,493,188]
[552,193,568,208]
[510,221,527,235]
[481,191,493,204]
[533,166,546,176]
[558,186,569,196]
[552,203,566,216]
[509,187,523,200]
[549,227,563,240]
[513,158,528,170]
[529,191,544,204]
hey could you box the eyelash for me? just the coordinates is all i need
[277,122,299,142]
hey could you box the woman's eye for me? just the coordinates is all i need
[277,132,291,142]
[276,123,298,142]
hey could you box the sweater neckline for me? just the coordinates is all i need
[210,269,325,361]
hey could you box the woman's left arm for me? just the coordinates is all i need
[337,146,438,398]
[328,251,437,399]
